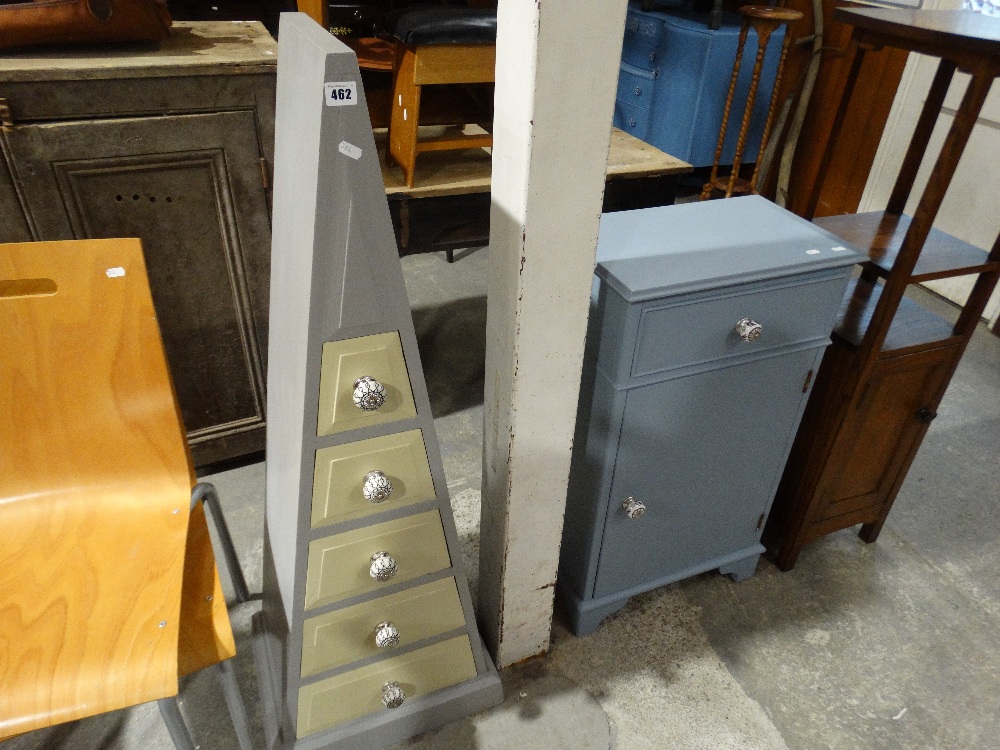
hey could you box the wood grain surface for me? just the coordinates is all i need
[0,238,228,736]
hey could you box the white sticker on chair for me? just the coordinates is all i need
[324,81,358,107]
[339,141,362,160]
[106,267,126,278]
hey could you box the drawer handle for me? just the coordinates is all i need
[374,621,400,649]
[648,51,656,62]
[382,681,405,709]
[369,551,397,582]
[628,117,637,127]
[353,376,387,411]
[363,470,393,503]
[634,86,642,96]
[735,318,763,342]
[622,496,646,519]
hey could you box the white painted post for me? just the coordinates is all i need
[478,0,628,667]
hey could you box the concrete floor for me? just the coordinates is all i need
[7,243,999,750]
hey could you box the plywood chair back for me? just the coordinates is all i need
[0,239,235,740]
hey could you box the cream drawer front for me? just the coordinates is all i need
[631,274,848,377]
[311,429,436,529]
[300,577,465,677]
[317,332,417,437]
[296,634,477,738]
[305,510,451,610]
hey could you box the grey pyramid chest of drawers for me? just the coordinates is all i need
[558,196,864,635]
[251,14,501,750]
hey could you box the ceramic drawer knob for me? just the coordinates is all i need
[735,317,763,342]
[353,376,387,411]
[622,496,646,519]
[369,551,397,582]
[374,621,400,649]
[381,681,405,709]
[363,470,393,503]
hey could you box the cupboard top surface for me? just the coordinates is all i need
[596,196,864,302]
[0,22,277,81]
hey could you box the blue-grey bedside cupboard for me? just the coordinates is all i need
[558,196,864,636]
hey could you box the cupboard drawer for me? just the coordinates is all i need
[632,274,847,377]
[312,429,436,529]
[616,63,656,110]
[300,577,466,677]
[305,510,451,610]
[613,98,652,140]
[622,9,663,71]
[296,634,477,737]
[317,332,417,437]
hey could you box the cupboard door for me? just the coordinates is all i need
[593,348,819,598]
[816,345,959,524]
[5,111,271,464]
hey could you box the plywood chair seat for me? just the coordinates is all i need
[386,7,497,187]
[0,239,252,749]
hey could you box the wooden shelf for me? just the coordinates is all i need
[833,277,959,353]
[815,211,999,282]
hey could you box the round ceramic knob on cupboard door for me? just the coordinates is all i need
[374,621,400,649]
[353,376,387,411]
[735,317,763,342]
[381,681,405,709]
[622,496,646,519]
[369,552,397,582]
[363,470,393,503]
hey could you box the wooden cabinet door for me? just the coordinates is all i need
[593,347,820,599]
[4,111,271,465]
[815,345,959,525]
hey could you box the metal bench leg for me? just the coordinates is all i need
[158,698,198,750]
[216,658,256,750]
[191,482,251,604]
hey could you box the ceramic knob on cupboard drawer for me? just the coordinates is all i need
[363,470,393,503]
[374,621,400,649]
[735,318,763,341]
[369,551,397,582]
[353,376,387,411]
[382,681,405,709]
[622,496,645,519]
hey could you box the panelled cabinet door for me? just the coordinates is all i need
[815,345,958,524]
[5,111,271,462]
[593,348,819,598]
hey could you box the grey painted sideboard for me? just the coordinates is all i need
[0,23,276,466]
[252,15,501,750]
[558,196,863,635]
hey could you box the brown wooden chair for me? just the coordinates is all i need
[0,238,253,750]
[385,7,497,187]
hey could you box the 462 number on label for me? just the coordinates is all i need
[324,81,358,107]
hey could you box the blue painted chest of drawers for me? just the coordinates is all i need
[615,3,785,167]
[558,197,863,635]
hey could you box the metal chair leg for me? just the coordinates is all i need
[158,698,198,750]
[191,482,251,604]
[216,659,256,750]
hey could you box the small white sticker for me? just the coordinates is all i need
[325,81,358,107]
[806,249,821,255]
[106,267,126,278]
[831,246,848,252]
[338,141,362,160]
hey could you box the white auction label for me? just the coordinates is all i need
[324,81,358,107]
[338,141,362,160]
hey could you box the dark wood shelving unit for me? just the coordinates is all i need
[764,7,1000,571]
[832,277,959,353]
[816,211,1000,281]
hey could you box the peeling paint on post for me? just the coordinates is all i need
[478,0,628,668]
